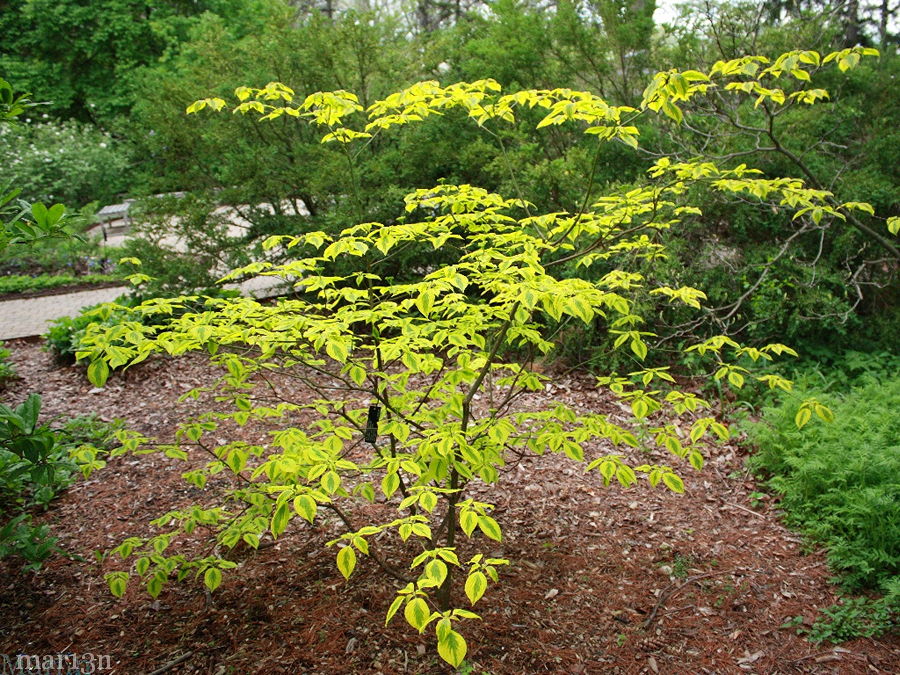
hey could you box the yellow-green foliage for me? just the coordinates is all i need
[77,48,894,667]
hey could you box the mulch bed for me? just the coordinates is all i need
[0,338,896,674]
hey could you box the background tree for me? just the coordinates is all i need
[0,0,276,125]
[636,6,899,350]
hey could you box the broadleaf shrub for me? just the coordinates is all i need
[77,48,896,665]
[0,118,131,207]
[0,399,123,571]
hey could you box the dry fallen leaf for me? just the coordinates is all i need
[736,650,765,665]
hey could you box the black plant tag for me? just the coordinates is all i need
[364,404,381,444]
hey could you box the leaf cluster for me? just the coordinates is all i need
[72,62,879,665]
[0,399,123,570]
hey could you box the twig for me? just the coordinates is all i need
[146,651,193,675]
[721,500,768,520]
[323,503,414,583]
[791,648,846,664]
[643,570,733,629]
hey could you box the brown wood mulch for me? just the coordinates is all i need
[0,338,896,674]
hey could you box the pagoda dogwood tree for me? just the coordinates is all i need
[79,47,895,667]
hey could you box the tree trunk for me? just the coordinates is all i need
[843,0,861,46]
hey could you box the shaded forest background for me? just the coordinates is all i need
[1,0,897,361]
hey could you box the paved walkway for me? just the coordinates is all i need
[0,286,128,340]
[0,276,286,340]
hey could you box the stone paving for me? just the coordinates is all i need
[0,286,128,340]
[0,276,287,341]
[1,196,304,341]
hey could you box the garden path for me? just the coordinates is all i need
[0,286,127,340]
[0,276,284,340]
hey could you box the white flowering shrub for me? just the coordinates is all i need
[0,118,131,207]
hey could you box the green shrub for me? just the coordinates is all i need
[746,374,900,593]
[57,413,125,454]
[0,514,62,572]
[0,406,122,509]
[44,301,133,363]
[784,349,900,391]
[0,118,132,207]
[118,211,250,298]
[0,273,120,295]
[0,342,14,382]
[746,351,900,642]
[0,400,123,571]
[802,589,899,644]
